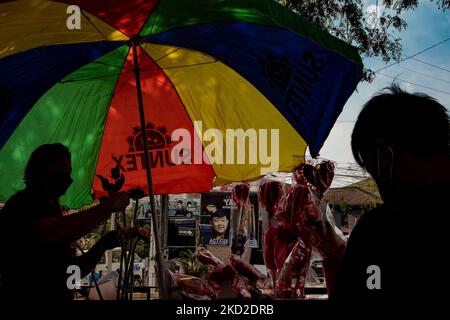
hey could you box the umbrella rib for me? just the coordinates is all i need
[140,60,218,72]
[89,61,133,71]
[153,47,181,62]
[141,43,219,69]
[60,72,131,83]
[81,11,128,60]
[111,73,136,98]
[140,1,161,36]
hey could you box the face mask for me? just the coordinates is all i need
[47,171,73,197]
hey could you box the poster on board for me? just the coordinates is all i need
[200,192,259,247]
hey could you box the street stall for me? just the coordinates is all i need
[0,0,362,300]
[167,160,336,300]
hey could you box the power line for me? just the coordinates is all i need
[375,37,450,73]
[409,57,450,74]
[390,62,450,84]
[336,169,367,174]
[335,174,369,179]
[377,72,450,95]
[372,56,450,79]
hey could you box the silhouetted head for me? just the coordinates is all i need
[351,84,450,201]
[24,143,73,198]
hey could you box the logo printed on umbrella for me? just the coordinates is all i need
[264,52,326,122]
[127,124,172,152]
[112,124,176,172]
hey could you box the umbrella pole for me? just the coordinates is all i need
[130,37,168,300]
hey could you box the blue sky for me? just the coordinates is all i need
[316,1,450,185]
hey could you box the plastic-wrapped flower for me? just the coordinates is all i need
[138,227,151,239]
[118,226,150,242]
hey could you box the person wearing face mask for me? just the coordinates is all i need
[0,143,130,301]
[309,84,450,302]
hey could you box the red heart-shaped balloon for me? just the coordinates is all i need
[232,183,250,208]
[258,180,283,217]
[317,161,335,195]
[293,161,335,197]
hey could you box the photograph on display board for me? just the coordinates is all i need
[200,192,232,246]
[133,197,163,220]
[167,195,200,248]
[168,196,200,218]
[200,192,259,247]
[167,217,197,248]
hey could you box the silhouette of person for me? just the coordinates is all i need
[311,85,450,301]
[0,143,129,301]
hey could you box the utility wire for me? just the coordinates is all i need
[409,57,450,74]
[383,61,450,84]
[375,37,450,73]
[377,72,450,95]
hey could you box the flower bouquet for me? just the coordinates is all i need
[97,167,151,300]
[115,188,150,300]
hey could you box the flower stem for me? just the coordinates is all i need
[122,240,131,300]
[133,198,140,226]
[122,210,127,229]
[117,243,126,300]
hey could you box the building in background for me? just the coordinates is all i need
[323,178,382,233]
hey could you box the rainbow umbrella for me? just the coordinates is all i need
[0,0,363,208]
[0,0,362,297]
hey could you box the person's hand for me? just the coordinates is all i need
[99,230,120,251]
[307,220,346,261]
[100,192,130,213]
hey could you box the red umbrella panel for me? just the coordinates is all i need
[93,46,215,198]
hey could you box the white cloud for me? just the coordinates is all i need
[317,123,356,164]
